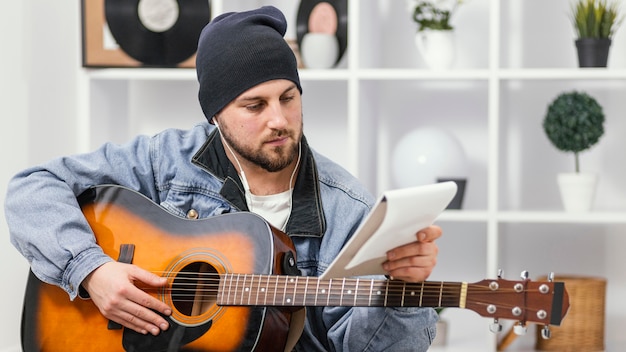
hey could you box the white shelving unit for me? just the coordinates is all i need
[77,0,626,350]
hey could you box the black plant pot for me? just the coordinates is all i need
[437,178,467,209]
[575,38,612,68]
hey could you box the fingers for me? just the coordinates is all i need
[106,297,170,336]
[417,225,442,242]
[128,265,172,316]
[383,225,442,282]
[121,284,172,335]
[83,262,172,336]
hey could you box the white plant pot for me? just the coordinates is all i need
[300,33,339,69]
[415,29,456,70]
[432,319,448,346]
[557,173,598,212]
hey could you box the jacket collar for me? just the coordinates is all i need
[192,129,325,238]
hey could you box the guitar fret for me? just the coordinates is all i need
[237,274,243,305]
[227,274,234,305]
[236,274,242,305]
[401,282,406,307]
[303,276,309,306]
[419,282,424,307]
[243,274,249,305]
[291,276,298,305]
[247,274,254,306]
[263,276,271,305]
[326,279,332,306]
[354,279,359,306]
[281,276,287,305]
[253,274,260,305]
[384,280,389,306]
[284,276,294,305]
[315,278,321,306]
[339,279,345,305]
[243,274,249,306]
[368,279,374,306]
[273,276,279,305]
[438,281,443,307]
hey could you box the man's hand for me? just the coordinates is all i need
[81,261,172,335]
[382,225,442,282]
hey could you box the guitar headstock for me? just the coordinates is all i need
[465,271,570,336]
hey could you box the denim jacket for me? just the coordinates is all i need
[5,122,436,351]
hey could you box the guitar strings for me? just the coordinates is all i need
[134,272,552,314]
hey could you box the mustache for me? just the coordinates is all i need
[267,129,291,140]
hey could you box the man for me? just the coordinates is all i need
[5,6,441,351]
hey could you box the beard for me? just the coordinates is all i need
[221,126,302,173]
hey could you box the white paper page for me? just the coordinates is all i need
[320,181,457,279]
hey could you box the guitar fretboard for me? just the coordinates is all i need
[217,274,466,308]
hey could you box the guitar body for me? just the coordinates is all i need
[21,185,301,352]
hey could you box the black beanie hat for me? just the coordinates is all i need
[196,6,302,121]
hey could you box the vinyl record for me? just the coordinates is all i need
[296,0,348,67]
[105,0,211,67]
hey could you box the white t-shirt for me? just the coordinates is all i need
[246,189,292,231]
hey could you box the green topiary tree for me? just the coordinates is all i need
[543,91,605,173]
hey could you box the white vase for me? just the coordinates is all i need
[300,33,339,69]
[415,29,456,70]
[557,173,598,212]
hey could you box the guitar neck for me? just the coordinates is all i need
[217,274,465,308]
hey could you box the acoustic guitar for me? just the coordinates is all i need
[21,185,569,351]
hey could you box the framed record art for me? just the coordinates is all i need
[81,0,211,68]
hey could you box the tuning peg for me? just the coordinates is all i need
[489,318,502,333]
[513,322,527,335]
[541,325,552,339]
[548,272,555,282]
[497,269,503,279]
[520,270,529,280]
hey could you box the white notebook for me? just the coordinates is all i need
[320,181,457,279]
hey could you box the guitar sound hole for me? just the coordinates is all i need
[171,262,219,316]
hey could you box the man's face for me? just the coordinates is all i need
[214,79,303,173]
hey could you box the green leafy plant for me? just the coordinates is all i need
[409,0,465,31]
[571,0,623,38]
[543,91,605,173]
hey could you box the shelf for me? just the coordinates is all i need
[84,67,626,82]
[497,211,626,224]
[438,210,626,224]
[499,68,626,80]
[438,210,490,222]
[357,69,491,80]
[85,68,197,81]
[84,67,354,81]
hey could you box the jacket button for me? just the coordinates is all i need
[186,209,199,219]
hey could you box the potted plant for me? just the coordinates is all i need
[408,0,466,69]
[571,0,623,67]
[543,91,605,211]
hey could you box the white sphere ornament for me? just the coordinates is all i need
[391,127,469,188]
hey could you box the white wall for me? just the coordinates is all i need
[1,1,79,350]
[1,3,30,351]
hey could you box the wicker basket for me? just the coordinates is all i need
[535,275,606,351]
